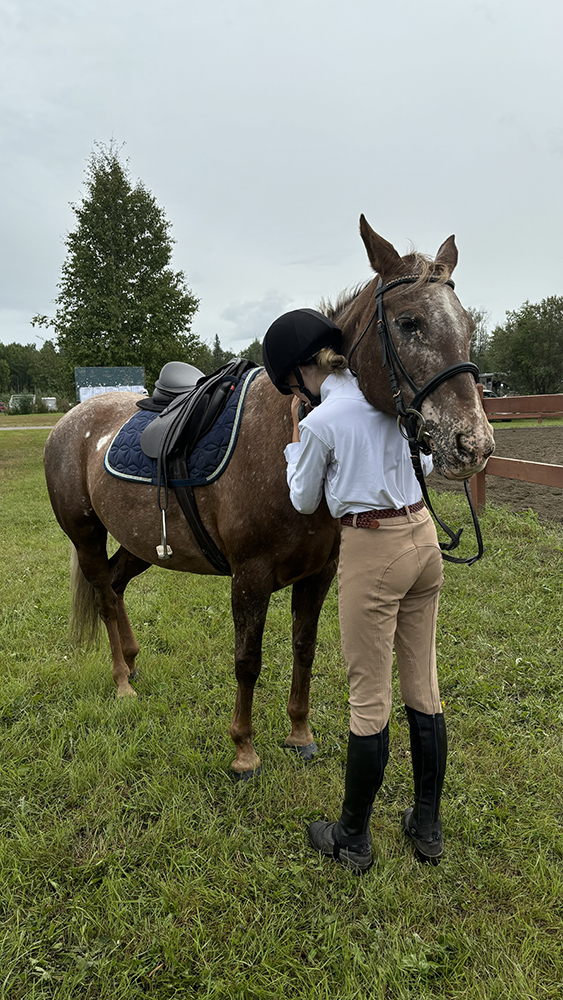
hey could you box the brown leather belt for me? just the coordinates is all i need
[341,498,425,529]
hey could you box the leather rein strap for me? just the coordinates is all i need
[348,275,484,566]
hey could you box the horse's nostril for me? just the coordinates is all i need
[456,433,494,464]
[455,434,471,458]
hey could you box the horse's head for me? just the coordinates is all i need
[335,216,494,479]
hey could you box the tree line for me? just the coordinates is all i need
[1,143,561,403]
[0,333,263,399]
[469,300,562,395]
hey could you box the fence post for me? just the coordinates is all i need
[471,468,486,512]
[471,383,487,512]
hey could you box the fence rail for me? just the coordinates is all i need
[470,388,563,511]
[484,392,563,423]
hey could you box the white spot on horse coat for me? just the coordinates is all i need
[85,431,91,439]
[96,433,112,451]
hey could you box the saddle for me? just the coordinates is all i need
[137,358,259,572]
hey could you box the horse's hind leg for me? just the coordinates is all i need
[70,526,147,698]
[109,547,150,680]
[69,532,131,697]
[285,560,338,758]
[230,567,272,778]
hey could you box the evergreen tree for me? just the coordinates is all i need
[240,338,263,365]
[212,334,235,369]
[33,142,202,391]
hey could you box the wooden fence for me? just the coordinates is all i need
[469,388,563,511]
[484,393,563,424]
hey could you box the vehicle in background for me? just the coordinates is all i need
[8,394,35,413]
[479,372,510,396]
[8,394,58,413]
[481,386,512,421]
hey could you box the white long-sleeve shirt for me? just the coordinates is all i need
[283,370,433,517]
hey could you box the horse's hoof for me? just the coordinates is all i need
[233,764,262,782]
[116,683,137,699]
[285,741,318,761]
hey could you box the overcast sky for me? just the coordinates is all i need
[1,0,561,354]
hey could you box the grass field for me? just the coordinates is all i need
[0,429,561,999]
[0,415,65,427]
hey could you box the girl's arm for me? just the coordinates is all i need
[284,417,331,515]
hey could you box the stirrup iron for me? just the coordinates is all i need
[156,508,173,559]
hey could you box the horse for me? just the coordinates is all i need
[43,216,495,778]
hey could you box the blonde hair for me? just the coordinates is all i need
[308,346,348,374]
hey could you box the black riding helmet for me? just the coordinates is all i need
[262,309,343,406]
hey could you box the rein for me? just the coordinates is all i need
[348,275,484,566]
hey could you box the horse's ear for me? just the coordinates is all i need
[435,235,458,276]
[359,215,403,279]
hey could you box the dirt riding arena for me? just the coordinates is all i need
[428,425,562,523]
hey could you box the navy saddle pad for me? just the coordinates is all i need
[104,367,261,487]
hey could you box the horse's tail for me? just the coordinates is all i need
[69,545,100,646]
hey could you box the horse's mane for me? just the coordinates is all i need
[319,282,370,323]
[320,252,451,324]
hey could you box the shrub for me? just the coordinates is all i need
[34,395,49,414]
[13,396,34,415]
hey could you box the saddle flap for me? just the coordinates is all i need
[139,359,259,462]
[180,380,234,454]
[140,387,198,459]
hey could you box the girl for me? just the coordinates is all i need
[262,308,446,872]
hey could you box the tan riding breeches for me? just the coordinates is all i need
[338,507,444,737]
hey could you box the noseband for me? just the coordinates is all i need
[348,275,484,565]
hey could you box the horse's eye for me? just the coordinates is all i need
[396,316,418,334]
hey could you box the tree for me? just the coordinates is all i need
[189,340,214,375]
[29,340,67,395]
[488,296,563,395]
[468,307,492,372]
[212,334,235,369]
[240,338,263,365]
[33,142,202,392]
[0,340,68,394]
[0,342,37,393]
[0,358,9,393]
[208,335,263,370]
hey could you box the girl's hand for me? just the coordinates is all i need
[291,395,308,442]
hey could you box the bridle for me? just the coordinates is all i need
[347,274,484,565]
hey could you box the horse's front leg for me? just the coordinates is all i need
[285,560,338,759]
[229,567,272,779]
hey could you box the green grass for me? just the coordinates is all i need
[0,413,63,427]
[0,432,561,998]
[488,417,562,429]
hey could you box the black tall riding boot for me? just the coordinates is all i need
[308,723,389,873]
[403,706,447,864]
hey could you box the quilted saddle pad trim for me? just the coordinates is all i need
[103,367,261,487]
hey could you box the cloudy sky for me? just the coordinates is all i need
[1,0,561,353]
